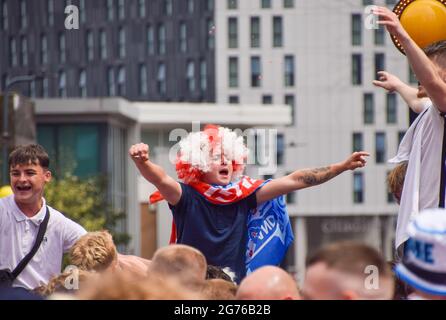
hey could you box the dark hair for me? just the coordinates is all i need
[8,144,50,169]
[424,40,446,68]
[206,265,232,282]
[306,241,391,278]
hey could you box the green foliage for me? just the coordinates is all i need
[45,172,130,247]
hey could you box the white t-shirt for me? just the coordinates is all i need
[0,195,87,290]
[389,102,445,249]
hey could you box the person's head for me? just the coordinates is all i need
[395,208,446,300]
[175,125,248,186]
[387,162,408,204]
[69,231,118,272]
[8,144,51,206]
[303,241,394,300]
[206,265,233,282]
[150,244,207,287]
[418,40,446,98]
[236,266,301,300]
[201,279,237,300]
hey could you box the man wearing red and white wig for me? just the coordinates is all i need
[129,125,369,282]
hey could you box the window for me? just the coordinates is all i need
[59,33,66,63]
[386,0,397,5]
[229,96,239,104]
[363,0,373,5]
[386,93,397,124]
[58,71,67,97]
[9,37,17,67]
[398,131,406,146]
[261,0,271,8]
[352,54,362,85]
[187,61,195,93]
[86,30,94,61]
[352,133,363,152]
[2,0,8,30]
[207,0,214,11]
[107,67,115,96]
[227,0,237,9]
[283,0,294,8]
[118,0,125,20]
[79,0,86,23]
[375,26,385,45]
[273,17,283,47]
[251,56,261,87]
[262,95,273,105]
[99,30,107,60]
[188,0,194,13]
[229,57,238,88]
[117,66,125,96]
[207,19,215,49]
[20,0,27,29]
[43,77,49,97]
[353,173,364,203]
[138,0,146,18]
[375,132,386,164]
[284,55,295,87]
[107,0,114,21]
[200,60,207,92]
[375,53,385,80]
[29,79,36,98]
[118,28,126,58]
[363,93,374,124]
[79,69,87,97]
[157,63,166,95]
[285,94,295,125]
[228,17,238,48]
[165,0,173,15]
[286,191,296,204]
[41,35,48,65]
[139,64,148,96]
[408,65,418,84]
[158,24,166,55]
[21,36,28,66]
[251,17,260,48]
[47,0,54,26]
[276,134,285,165]
[180,22,187,53]
[147,25,154,54]
[351,14,362,46]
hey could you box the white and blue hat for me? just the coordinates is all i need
[395,208,446,296]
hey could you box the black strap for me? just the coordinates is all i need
[439,113,446,208]
[11,207,50,279]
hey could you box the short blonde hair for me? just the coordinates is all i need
[69,230,117,272]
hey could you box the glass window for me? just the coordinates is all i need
[79,0,86,23]
[9,37,17,67]
[351,14,362,46]
[227,0,237,9]
[283,0,294,8]
[188,0,194,13]
[353,172,364,203]
[117,66,125,96]
[187,61,195,93]
[375,53,385,80]
[352,54,362,85]
[229,57,238,88]
[207,0,214,11]
[207,19,215,50]
[157,63,166,95]
[363,93,374,124]
[286,190,296,204]
[284,55,295,87]
[139,64,148,96]
[408,65,418,84]
[374,26,385,45]
[375,132,386,164]
[107,67,115,96]
[398,131,406,146]
[262,95,273,105]
[118,0,125,20]
[352,133,363,152]
[59,33,66,63]
[86,30,94,61]
[138,0,146,18]
[285,94,295,125]
[41,35,48,65]
[261,0,271,8]
[58,71,67,97]
[43,77,49,97]
[99,29,107,60]
[251,17,260,48]
[107,0,114,21]
[147,25,154,54]
[29,79,36,98]
[229,95,239,104]
[118,27,125,58]
[165,0,173,15]
[2,0,8,30]
[386,93,397,124]
[277,134,285,165]
[228,17,238,48]
[200,60,207,92]
[180,22,187,53]
[79,69,87,97]
[251,56,261,87]
[158,24,166,55]
[20,0,27,29]
[21,36,28,66]
[273,17,283,47]
[363,0,373,5]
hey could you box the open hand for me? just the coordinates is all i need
[343,152,370,171]
[129,143,150,163]
[372,6,409,40]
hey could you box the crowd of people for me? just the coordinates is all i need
[1,6,446,300]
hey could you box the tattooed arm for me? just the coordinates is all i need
[256,152,369,205]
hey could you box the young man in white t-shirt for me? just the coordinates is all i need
[0,144,86,290]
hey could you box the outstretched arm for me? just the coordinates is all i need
[129,143,182,206]
[256,152,369,205]
[374,6,446,112]
[373,71,430,113]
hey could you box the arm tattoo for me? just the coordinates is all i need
[297,166,338,186]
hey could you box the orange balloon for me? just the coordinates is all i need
[399,0,446,49]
